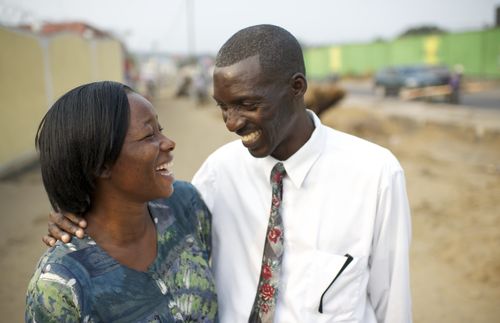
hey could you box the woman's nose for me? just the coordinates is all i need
[160,135,175,151]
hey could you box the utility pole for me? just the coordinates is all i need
[186,0,195,58]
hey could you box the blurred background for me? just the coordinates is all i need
[1,0,499,322]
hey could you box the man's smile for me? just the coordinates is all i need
[241,130,262,146]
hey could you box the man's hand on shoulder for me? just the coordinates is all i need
[42,211,87,246]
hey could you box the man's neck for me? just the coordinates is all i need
[271,109,315,161]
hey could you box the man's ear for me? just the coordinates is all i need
[290,73,307,97]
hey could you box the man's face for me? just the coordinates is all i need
[212,55,299,160]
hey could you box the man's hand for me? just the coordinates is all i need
[42,212,87,247]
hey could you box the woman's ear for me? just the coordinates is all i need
[290,73,307,97]
[98,164,112,179]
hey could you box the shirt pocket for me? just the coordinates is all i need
[305,250,366,322]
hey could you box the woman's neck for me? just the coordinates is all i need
[85,200,152,246]
[84,196,158,272]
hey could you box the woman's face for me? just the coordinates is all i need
[106,92,175,202]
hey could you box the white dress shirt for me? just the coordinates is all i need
[192,111,412,323]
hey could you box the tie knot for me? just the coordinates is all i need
[270,162,286,184]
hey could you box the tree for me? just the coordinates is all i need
[399,25,447,38]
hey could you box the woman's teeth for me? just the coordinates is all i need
[156,161,173,176]
[241,131,261,144]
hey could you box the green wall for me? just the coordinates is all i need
[304,28,500,79]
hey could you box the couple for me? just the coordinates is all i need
[27,25,412,323]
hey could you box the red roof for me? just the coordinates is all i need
[18,22,110,38]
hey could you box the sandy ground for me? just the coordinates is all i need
[321,99,500,323]
[1,89,499,322]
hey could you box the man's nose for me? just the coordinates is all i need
[224,108,245,132]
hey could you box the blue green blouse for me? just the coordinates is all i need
[26,181,218,322]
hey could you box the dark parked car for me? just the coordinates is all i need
[374,65,451,96]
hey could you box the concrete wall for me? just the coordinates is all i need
[0,28,47,175]
[0,27,124,177]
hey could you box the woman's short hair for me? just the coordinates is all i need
[36,81,131,215]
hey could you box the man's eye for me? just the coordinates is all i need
[242,103,258,111]
[217,103,228,111]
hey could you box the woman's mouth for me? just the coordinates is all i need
[155,161,174,177]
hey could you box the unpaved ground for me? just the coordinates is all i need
[0,90,498,322]
[321,103,500,323]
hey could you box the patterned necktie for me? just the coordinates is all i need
[249,162,287,323]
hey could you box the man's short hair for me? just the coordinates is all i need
[215,24,306,81]
[36,81,131,215]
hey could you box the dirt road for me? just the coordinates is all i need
[321,98,500,322]
[1,90,498,322]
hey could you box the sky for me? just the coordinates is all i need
[1,0,499,55]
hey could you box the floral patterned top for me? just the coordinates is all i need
[25,181,218,323]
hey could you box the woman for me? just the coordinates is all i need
[25,81,217,322]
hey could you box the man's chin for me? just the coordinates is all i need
[246,146,269,159]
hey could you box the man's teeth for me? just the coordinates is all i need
[241,131,261,143]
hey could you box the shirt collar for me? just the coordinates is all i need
[260,110,325,189]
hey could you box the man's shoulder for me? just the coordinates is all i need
[194,139,247,180]
[323,126,401,169]
[206,139,245,163]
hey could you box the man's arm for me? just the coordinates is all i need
[43,212,87,246]
[368,168,412,323]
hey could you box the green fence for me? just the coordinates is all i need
[304,28,500,79]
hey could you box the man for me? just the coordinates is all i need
[46,25,412,322]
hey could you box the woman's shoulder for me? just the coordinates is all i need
[171,180,200,200]
[27,238,99,288]
[31,238,91,274]
[26,241,90,321]
[148,180,211,247]
[149,180,203,213]
[27,237,117,296]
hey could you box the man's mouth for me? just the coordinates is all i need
[241,130,262,146]
[155,161,174,177]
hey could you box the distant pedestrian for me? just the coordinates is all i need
[450,64,464,104]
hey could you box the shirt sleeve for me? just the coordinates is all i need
[191,156,217,212]
[368,167,412,323]
[25,263,82,323]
